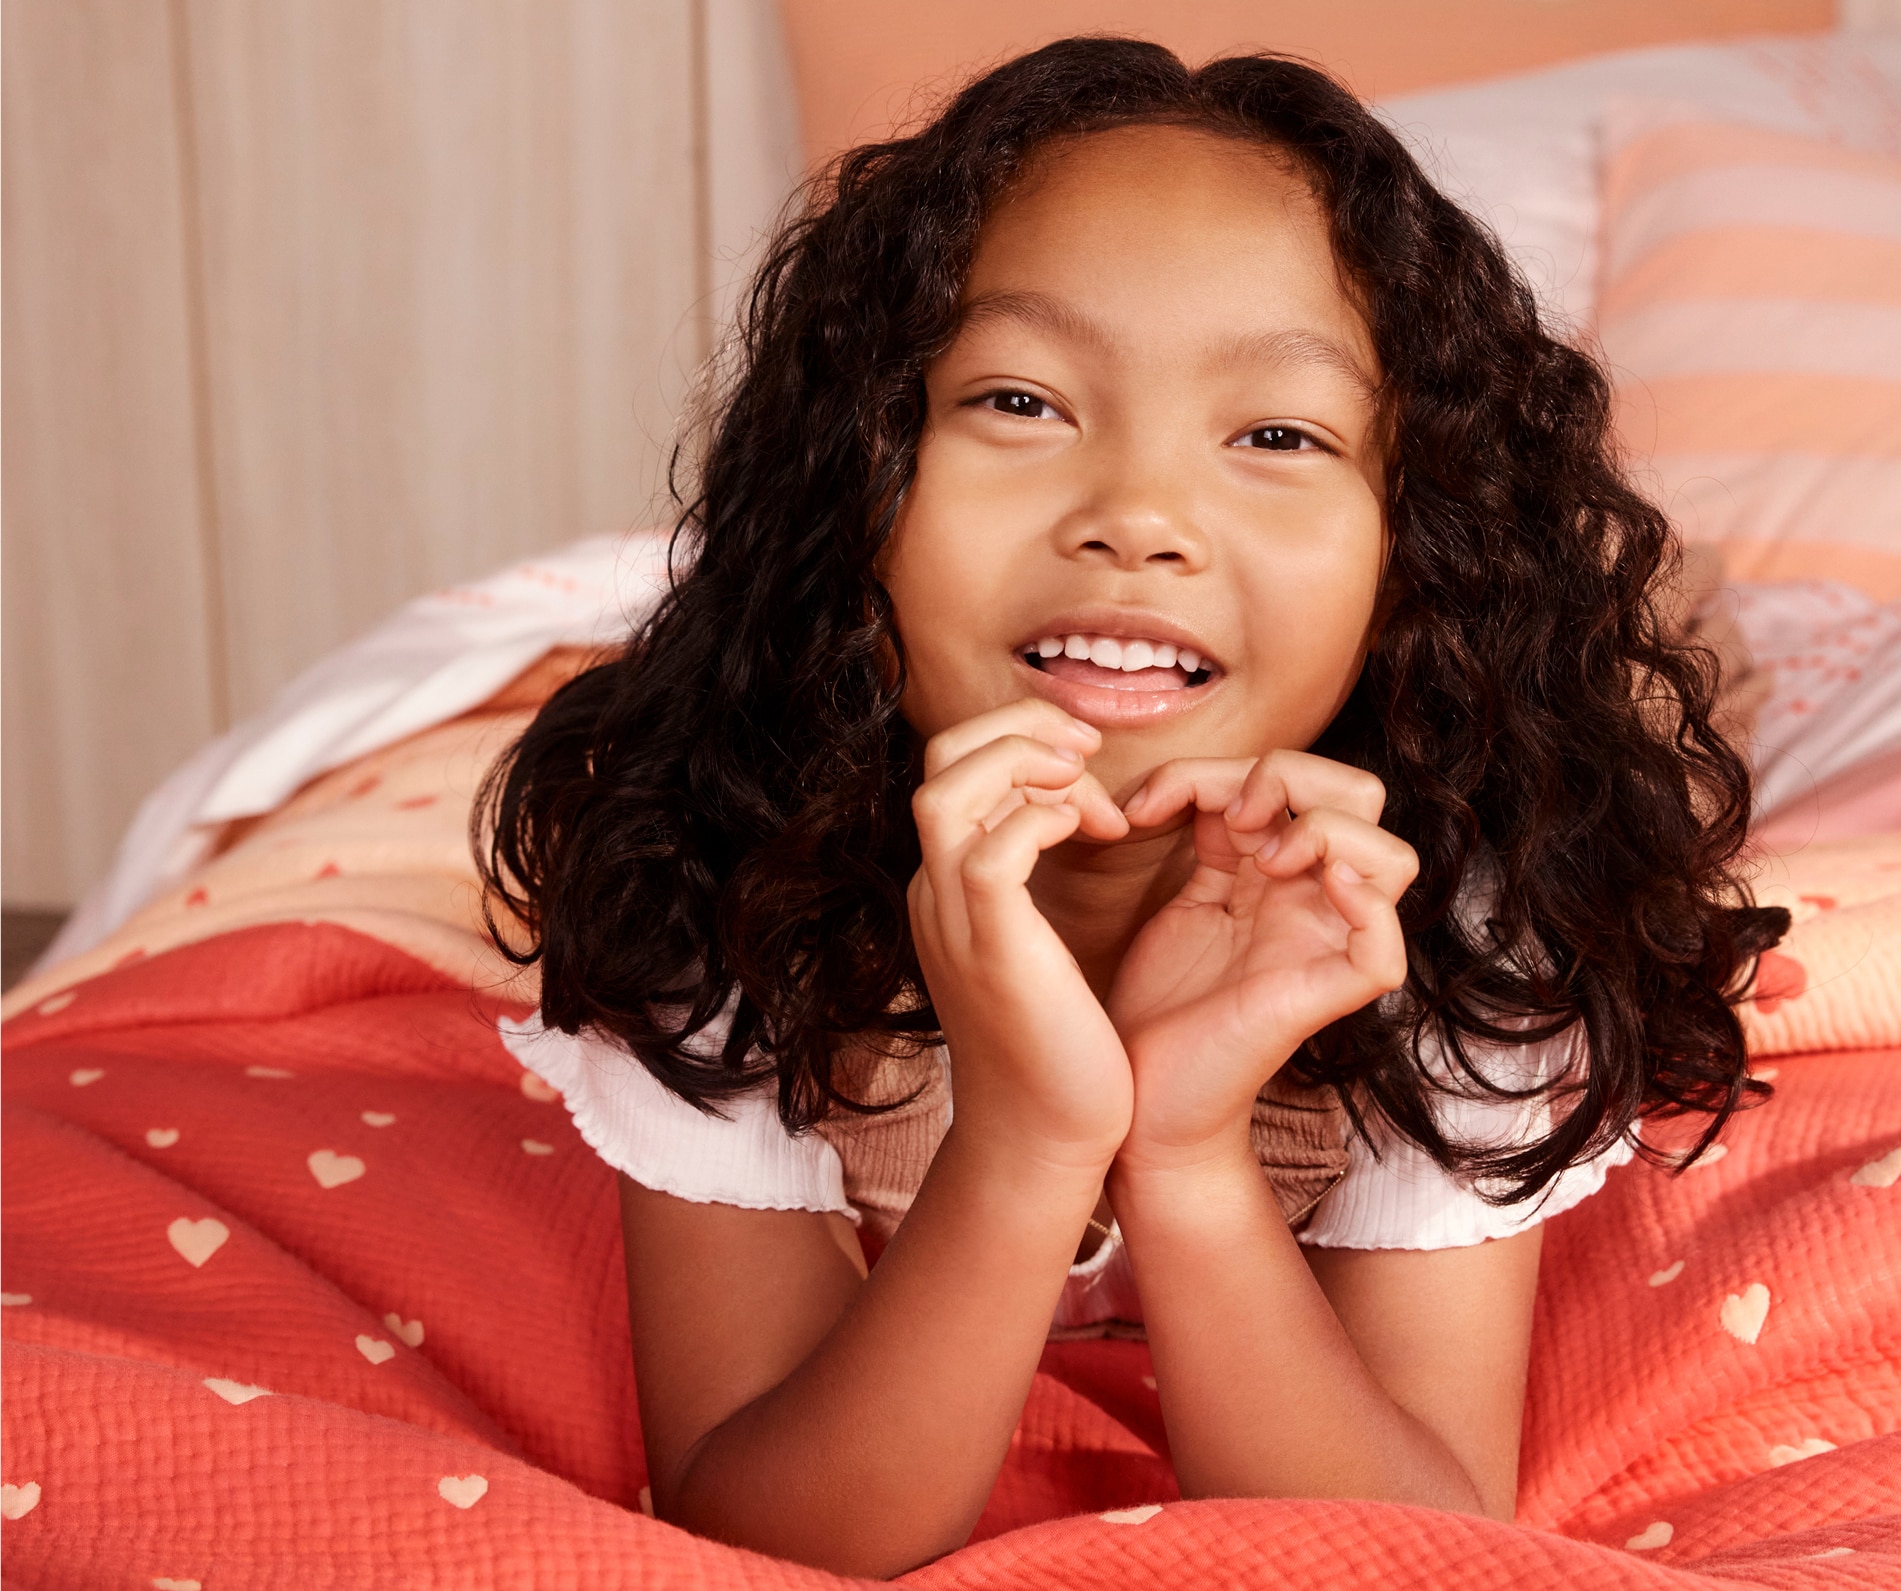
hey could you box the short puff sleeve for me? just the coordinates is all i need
[1298,1021,1635,1250]
[497,1012,858,1223]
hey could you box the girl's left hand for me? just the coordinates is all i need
[1107,751,1418,1170]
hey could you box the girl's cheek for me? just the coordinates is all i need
[1235,525,1384,740]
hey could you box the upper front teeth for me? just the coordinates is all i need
[1032,633,1203,673]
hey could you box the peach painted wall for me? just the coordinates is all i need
[778,0,1836,165]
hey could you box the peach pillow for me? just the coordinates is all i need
[1597,116,1901,600]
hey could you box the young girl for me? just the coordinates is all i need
[482,38,1782,1578]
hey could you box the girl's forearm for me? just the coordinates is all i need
[662,1124,1105,1578]
[1107,1145,1485,1514]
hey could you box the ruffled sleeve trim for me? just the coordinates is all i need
[1296,1129,1634,1250]
[498,1012,857,1223]
[1297,1021,1635,1251]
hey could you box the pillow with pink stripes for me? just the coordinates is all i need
[1596,112,1901,602]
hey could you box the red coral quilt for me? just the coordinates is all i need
[4,923,1896,1588]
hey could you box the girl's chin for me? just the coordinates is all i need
[1015,656,1221,728]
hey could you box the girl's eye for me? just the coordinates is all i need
[1233,425,1319,452]
[981,391,1057,420]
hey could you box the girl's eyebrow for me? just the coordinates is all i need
[956,289,1113,353]
[955,290,1375,395]
[1214,328,1378,397]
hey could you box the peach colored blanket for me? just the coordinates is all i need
[1,695,548,1024]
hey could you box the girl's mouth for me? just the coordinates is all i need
[1016,631,1220,725]
[1022,631,1215,691]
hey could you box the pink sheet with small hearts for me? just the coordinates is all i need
[3,922,1897,1588]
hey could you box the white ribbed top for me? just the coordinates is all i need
[498,1014,856,1222]
[1299,1024,1636,1250]
[499,1012,1633,1329]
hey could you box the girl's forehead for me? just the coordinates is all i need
[982,124,1323,250]
[961,124,1376,380]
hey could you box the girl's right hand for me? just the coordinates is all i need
[909,700,1134,1169]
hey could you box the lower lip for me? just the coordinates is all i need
[1014,655,1221,727]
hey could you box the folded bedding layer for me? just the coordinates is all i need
[3,919,1897,1587]
[9,670,1900,1064]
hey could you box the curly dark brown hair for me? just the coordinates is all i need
[478,37,1786,1203]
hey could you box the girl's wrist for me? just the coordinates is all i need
[1114,1072,1271,1178]
[1106,1128,1267,1230]
[939,1044,1133,1177]
[935,1118,1120,1205]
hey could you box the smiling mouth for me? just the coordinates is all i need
[1020,631,1217,693]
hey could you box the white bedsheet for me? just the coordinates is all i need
[41,529,675,969]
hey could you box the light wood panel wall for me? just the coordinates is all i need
[3,0,223,910]
[4,0,788,910]
[180,0,700,724]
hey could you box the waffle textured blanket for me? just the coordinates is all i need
[2,915,1897,1588]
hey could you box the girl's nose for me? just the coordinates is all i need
[1056,497,1208,572]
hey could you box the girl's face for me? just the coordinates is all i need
[883,124,1389,804]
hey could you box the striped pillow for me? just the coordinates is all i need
[1596,116,1901,600]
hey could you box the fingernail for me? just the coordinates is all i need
[1225,797,1244,819]
[1256,834,1280,862]
[1053,745,1083,764]
[1332,859,1362,883]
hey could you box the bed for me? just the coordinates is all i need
[5,33,1900,1589]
